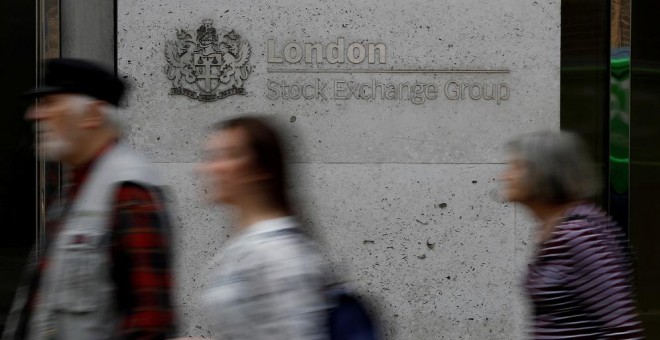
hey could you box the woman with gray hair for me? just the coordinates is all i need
[500,131,644,339]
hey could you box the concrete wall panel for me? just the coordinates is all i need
[118,0,558,338]
[157,163,531,339]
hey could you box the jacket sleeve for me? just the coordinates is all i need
[110,182,176,340]
[564,219,644,339]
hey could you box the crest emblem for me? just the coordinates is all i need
[165,19,252,102]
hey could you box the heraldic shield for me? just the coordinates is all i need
[165,19,252,102]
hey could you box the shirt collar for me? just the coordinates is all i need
[69,140,117,187]
[239,216,298,239]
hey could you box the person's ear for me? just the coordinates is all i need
[79,100,106,129]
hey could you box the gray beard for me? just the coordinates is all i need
[41,137,74,161]
[35,125,74,162]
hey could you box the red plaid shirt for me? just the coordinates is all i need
[36,143,176,339]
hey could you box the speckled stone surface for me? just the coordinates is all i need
[291,164,516,340]
[156,163,534,339]
[118,0,557,338]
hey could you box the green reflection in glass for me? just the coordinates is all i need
[610,53,630,195]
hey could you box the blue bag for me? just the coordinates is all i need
[327,287,379,340]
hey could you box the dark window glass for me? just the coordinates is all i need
[560,0,610,206]
[630,1,660,337]
[0,1,37,333]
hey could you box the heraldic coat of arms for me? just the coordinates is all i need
[165,19,252,102]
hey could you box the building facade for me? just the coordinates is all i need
[1,1,658,339]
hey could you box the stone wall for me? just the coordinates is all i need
[117,1,559,338]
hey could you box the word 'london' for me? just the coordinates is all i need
[267,38,386,64]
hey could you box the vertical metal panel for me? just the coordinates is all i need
[36,0,62,253]
[60,0,115,69]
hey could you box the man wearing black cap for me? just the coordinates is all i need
[2,59,176,340]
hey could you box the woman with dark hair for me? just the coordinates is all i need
[500,131,644,339]
[197,116,329,340]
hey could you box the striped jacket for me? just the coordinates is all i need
[525,203,644,339]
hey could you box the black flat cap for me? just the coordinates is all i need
[25,58,125,106]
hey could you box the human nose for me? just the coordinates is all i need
[24,105,46,121]
[499,166,512,182]
[197,157,226,176]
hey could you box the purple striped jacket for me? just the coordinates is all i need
[525,203,645,339]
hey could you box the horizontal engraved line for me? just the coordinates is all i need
[267,68,510,74]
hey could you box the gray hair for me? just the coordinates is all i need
[506,131,599,204]
[68,94,124,133]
